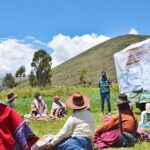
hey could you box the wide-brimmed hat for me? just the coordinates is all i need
[66,92,89,110]
[146,103,150,113]
[117,94,130,105]
[5,92,17,102]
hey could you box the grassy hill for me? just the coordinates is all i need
[51,34,150,86]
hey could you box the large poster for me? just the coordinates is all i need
[114,39,150,93]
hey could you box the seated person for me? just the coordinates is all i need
[5,92,17,109]
[139,102,150,128]
[30,93,48,118]
[0,102,38,149]
[94,94,138,149]
[36,92,95,150]
[50,95,67,118]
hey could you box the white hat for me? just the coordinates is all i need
[146,103,150,113]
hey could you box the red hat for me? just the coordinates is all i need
[66,92,89,110]
[53,96,60,101]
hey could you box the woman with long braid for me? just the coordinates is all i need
[94,94,138,149]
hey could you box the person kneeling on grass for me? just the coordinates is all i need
[50,95,67,119]
[38,92,95,150]
[94,94,138,149]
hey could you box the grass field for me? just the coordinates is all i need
[1,85,150,150]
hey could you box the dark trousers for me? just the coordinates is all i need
[100,91,111,113]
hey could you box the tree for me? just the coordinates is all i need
[3,73,17,88]
[15,66,25,88]
[80,69,87,84]
[31,49,52,87]
[29,71,38,87]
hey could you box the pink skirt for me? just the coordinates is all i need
[94,128,122,149]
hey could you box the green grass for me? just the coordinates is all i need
[1,86,150,149]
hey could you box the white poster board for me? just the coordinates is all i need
[114,39,150,93]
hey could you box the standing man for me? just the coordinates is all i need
[99,71,112,114]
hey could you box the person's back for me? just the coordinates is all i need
[112,111,138,134]
[46,92,95,150]
[70,109,95,140]
[94,94,138,149]
[0,103,38,149]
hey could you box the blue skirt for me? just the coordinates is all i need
[54,136,93,150]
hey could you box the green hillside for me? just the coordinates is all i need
[51,34,150,86]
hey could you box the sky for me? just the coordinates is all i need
[0,0,150,77]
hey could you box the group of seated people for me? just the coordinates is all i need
[28,92,67,120]
[5,92,67,120]
[1,91,150,150]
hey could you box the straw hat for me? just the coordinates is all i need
[5,92,17,102]
[117,93,130,105]
[146,103,150,113]
[66,92,89,110]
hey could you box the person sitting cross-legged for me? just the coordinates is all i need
[139,102,150,128]
[30,93,48,119]
[36,92,95,150]
[50,96,67,119]
[94,94,138,149]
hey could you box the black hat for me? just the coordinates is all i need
[117,94,130,105]
[5,92,17,102]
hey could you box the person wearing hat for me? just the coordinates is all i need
[5,92,17,109]
[139,102,150,128]
[30,93,48,119]
[50,95,67,118]
[42,92,95,150]
[94,94,138,149]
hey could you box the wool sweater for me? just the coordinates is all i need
[96,111,138,134]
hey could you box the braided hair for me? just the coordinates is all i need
[118,103,136,137]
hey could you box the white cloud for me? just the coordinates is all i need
[25,36,47,46]
[0,39,36,76]
[48,33,110,67]
[129,28,139,35]
[0,33,111,76]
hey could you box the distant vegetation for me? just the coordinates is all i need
[1,34,150,89]
[30,49,52,87]
[1,49,52,89]
[2,73,17,88]
[51,34,150,86]
[15,66,26,88]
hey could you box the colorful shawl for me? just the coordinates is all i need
[30,99,48,116]
[0,103,39,150]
